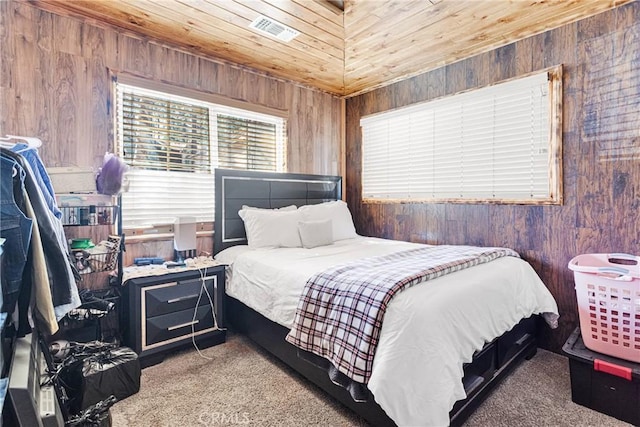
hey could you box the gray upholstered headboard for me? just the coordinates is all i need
[214,168,342,255]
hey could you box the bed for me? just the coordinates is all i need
[213,168,559,426]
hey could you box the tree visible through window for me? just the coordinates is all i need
[217,114,277,171]
[121,92,211,174]
[116,80,286,231]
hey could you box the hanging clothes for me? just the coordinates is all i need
[5,147,71,264]
[0,237,6,309]
[12,143,62,219]
[0,155,33,314]
[22,190,59,334]
[0,148,80,333]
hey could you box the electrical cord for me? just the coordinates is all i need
[190,266,226,360]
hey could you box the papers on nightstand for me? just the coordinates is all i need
[121,257,223,283]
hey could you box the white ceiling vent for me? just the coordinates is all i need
[249,15,300,42]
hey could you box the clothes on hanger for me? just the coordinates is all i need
[1,146,81,336]
[0,155,33,316]
[11,142,62,220]
[5,146,69,254]
[22,189,59,333]
[0,134,42,149]
[0,238,6,312]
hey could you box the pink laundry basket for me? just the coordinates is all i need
[568,253,640,363]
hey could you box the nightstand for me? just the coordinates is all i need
[121,264,226,368]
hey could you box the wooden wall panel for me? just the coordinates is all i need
[345,1,640,353]
[2,0,341,170]
[1,1,341,285]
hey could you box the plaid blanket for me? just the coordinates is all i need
[285,245,520,384]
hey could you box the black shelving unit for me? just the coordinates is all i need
[56,194,125,344]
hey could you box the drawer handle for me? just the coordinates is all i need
[167,294,199,304]
[167,320,199,331]
[514,333,532,346]
[463,374,485,395]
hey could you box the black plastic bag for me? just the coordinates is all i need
[66,395,116,427]
[60,346,140,414]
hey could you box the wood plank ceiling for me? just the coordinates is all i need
[31,0,632,97]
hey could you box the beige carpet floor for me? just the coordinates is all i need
[111,332,632,427]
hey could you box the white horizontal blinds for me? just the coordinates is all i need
[117,83,215,229]
[361,71,551,202]
[362,109,436,199]
[215,114,279,171]
[121,170,215,227]
[116,82,285,229]
[432,103,462,198]
[490,77,549,198]
[120,91,211,173]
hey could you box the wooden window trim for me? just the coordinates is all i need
[360,65,563,206]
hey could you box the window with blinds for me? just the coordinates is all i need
[120,92,211,174]
[116,81,286,231]
[360,67,562,204]
[217,114,278,171]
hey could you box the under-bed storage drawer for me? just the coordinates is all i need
[496,316,536,367]
[461,342,497,397]
[122,265,226,368]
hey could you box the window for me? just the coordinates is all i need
[360,66,562,204]
[115,78,286,232]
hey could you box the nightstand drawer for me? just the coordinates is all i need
[144,304,216,350]
[143,276,216,318]
[122,264,226,367]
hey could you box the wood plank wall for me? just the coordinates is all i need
[0,1,341,284]
[345,2,640,353]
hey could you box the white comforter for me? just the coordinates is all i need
[217,237,559,426]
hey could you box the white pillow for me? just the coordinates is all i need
[241,204,297,211]
[214,245,252,265]
[298,200,357,241]
[298,219,333,249]
[238,208,302,248]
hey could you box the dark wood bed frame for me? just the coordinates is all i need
[214,168,539,426]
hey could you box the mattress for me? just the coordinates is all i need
[216,236,559,426]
